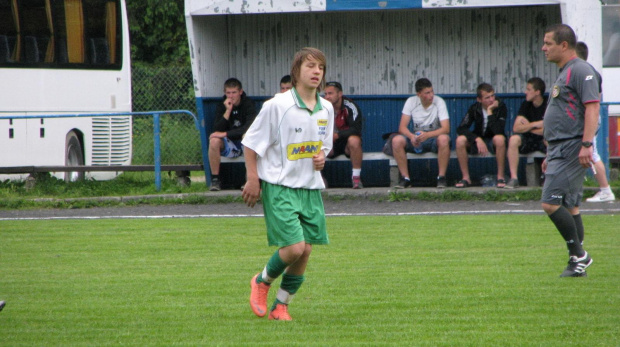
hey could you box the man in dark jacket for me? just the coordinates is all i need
[209,78,257,191]
[455,83,507,188]
[323,81,364,188]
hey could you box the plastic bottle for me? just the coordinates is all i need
[413,131,423,153]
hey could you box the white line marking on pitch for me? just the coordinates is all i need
[0,208,618,221]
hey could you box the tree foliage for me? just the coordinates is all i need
[126,0,189,66]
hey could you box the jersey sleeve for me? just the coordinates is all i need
[241,99,276,157]
[574,63,601,104]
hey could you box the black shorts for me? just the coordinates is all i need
[328,136,361,158]
[518,135,547,154]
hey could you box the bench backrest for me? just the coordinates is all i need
[200,93,526,152]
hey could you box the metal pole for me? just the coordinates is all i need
[153,113,162,191]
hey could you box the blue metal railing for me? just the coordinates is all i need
[0,110,199,191]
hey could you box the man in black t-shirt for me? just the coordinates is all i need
[505,77,548,189]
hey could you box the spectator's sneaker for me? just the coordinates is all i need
[0,300,5,312]
[250,274,270,317]
[586,190,615,202]
[560,252,593,277]
[352,176,363,189]
[394,177,411,189]
[209,177,221,191]
[268,303,292,321]
[505,178,520,189]
[436,176,447,188]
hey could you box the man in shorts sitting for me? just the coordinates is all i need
[505,77,548,189]
[388,78,451,188]
[208,78,257,191]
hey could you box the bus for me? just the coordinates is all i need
[0,0,132,181]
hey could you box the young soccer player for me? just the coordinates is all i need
[242,47,334,321]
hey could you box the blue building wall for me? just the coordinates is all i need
[198,93,551,188]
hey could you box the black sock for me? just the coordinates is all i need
[548,207,584,257]
[573,214,584,245]
[212,174,219,180]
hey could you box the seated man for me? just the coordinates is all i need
[208,78,257,191]
[506,77,547,189]
[455,82,507,188]
[323,81,364,188]
[389,78,451,188]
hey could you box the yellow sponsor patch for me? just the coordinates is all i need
[287,141,322,161]
[317,119,328,126]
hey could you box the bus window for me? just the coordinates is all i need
[0,0,121,69]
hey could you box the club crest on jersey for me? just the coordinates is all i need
[287,141,322,160]
[552,85,560,98]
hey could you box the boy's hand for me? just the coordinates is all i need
[313,151,325,171]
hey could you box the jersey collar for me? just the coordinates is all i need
[292,87,323,114]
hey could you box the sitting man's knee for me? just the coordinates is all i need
[347,135,362,148]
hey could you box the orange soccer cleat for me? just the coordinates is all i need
[250,273,270,317]
[268,303,292,321]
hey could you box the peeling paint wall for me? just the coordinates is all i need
[192,5,561,97]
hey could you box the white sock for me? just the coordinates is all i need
[261,267,274,284]
[600,186,612,194]
[352,168,361,177]
[276,288,294,304]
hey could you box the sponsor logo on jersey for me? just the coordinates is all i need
[317,119,328,127]
[295,128,302,133]
[585,75,593,81]
[552,85,560,98]
[287,141,322,160]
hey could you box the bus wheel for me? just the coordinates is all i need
[65,131,84,182]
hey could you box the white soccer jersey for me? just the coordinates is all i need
[242,88,334,189]
[401,95,449,132]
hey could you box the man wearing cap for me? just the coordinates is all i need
[323,81,364,189]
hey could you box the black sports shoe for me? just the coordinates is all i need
[436,176,447,188]
[210,177,221,191]
[560,252,593,277]
[394,177,411,189]
[0,300,5,312]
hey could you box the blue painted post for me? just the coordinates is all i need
[153,113,162,191]
[195,99,212,186]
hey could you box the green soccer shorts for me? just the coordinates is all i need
[261,182,329,247]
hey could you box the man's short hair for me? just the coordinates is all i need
[280,75,291,84]
[527,77,546,94]
[576,41,589,60]
[325,81,342,91]
[224,78,242,90]
[290,47,327,91]
[545,24,577,49]
[476,83,494,98]
[415,78,433,93]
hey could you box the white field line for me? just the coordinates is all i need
[0,208,619,221]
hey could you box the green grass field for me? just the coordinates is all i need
[1,215,618,346]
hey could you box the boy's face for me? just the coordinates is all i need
[477,90,496,108]
[323,85,342,105]
[297,56,325,90]
[224,87,243,106]
[524,83,539,102]
[417,87,434,106]
[280,82,292,93]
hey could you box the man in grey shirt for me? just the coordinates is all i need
[541,24,600,277]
